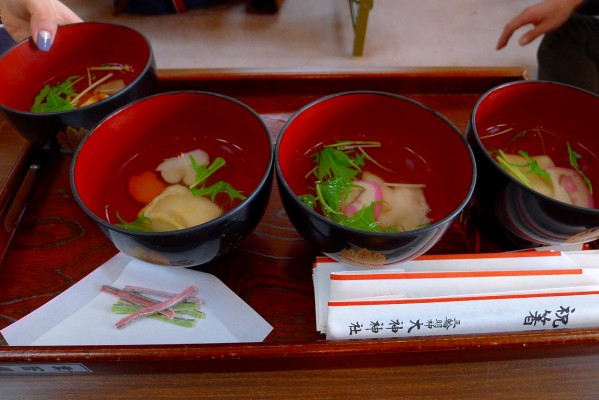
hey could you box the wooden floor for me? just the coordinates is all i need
[63,0,540,76]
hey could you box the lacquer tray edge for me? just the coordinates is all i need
[7,67,599,375]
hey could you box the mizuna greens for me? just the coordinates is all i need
[484,127,595,208]
[299,140,431,233]
[30,63,132,113]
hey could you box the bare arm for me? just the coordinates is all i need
[496,0,584,50]
[0,0,82,50]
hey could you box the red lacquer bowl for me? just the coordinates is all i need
[71,91,273,267]
[466,80,599,247]
[275,91,476,266]
[0,22,157,152]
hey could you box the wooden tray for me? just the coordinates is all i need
[4,67,599,375]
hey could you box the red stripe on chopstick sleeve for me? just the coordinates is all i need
[328,290,599,307]
[329,268,583,281]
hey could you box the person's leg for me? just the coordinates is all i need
[537,13,599,93]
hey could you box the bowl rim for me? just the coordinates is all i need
[70,90,275,236]
[274,90,478,238]
[0,21,155,116]
[469,79,599,214]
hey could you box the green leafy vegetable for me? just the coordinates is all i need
[30,63,132,113]
[315,177,354,217]
[191,181,246,202]
[188,156,246,202]
[567,141,593,195]
[519,151,550,179]
[495,149,550,188]
[298,193,317,209]
[312,146,365,181]
[340,202,385,232]
[116,153,245,232]
[189,156,227,189]
[116,213,152,232]
[30,76,81,113]
[300,140,393,232]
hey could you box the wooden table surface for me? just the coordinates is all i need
[3,67,599,399]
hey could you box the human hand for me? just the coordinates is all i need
[0,0,82,51]
[496,0,583,50]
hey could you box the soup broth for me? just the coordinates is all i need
[481,124,599,208]
[297,140,445,232]
[31,62,135,113]
[103,135,256,229]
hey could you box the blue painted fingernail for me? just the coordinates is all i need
[36,30,52,51]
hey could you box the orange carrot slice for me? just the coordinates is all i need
[128,171,166,204]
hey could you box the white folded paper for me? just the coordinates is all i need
[314,249,599,340]
[1,253,273,346]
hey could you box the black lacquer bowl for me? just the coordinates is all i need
[0,22,157,152]
[275,91,476,267]
[71,91,274,267]
[466,80,599,248]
